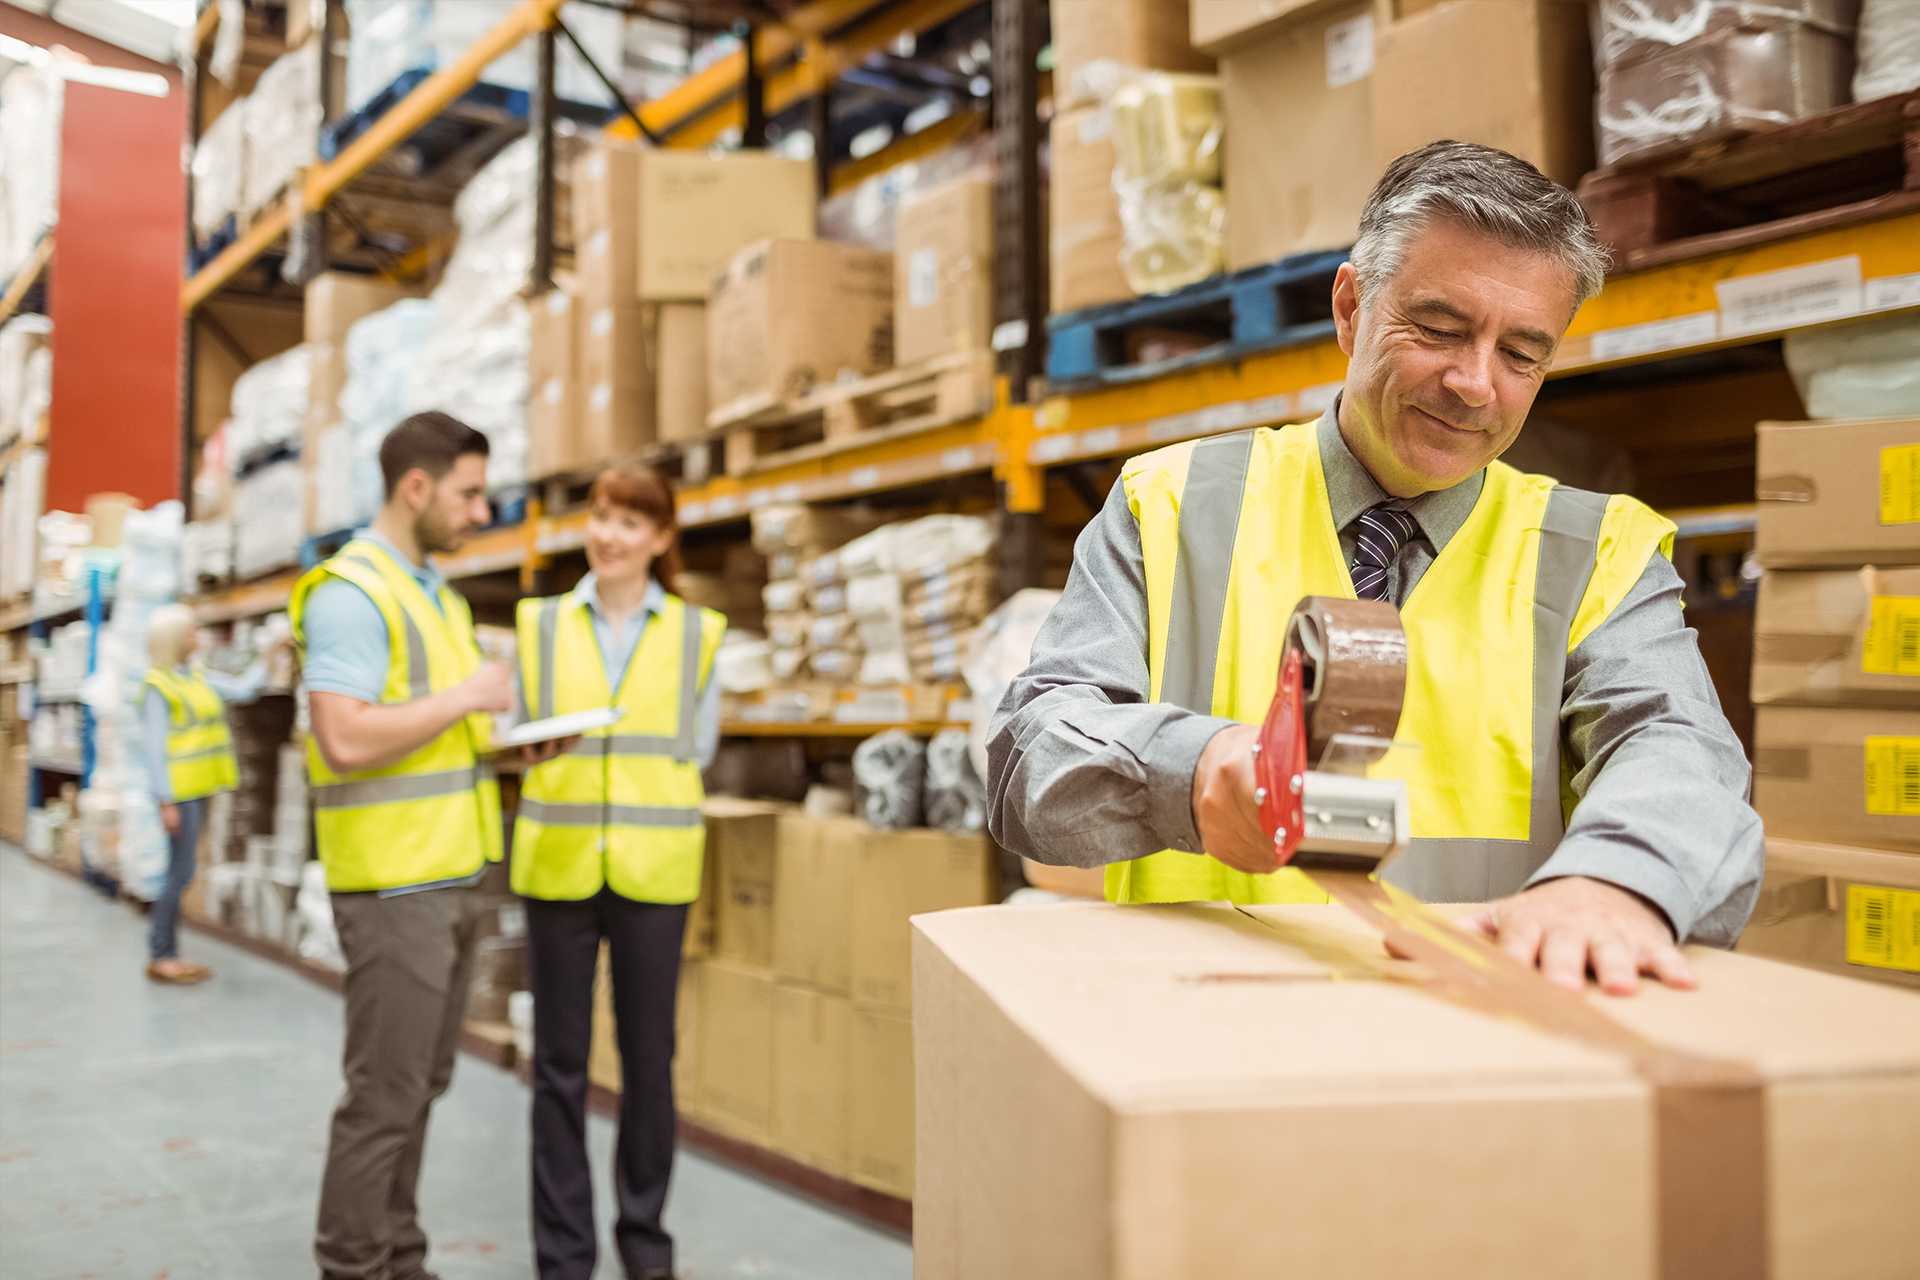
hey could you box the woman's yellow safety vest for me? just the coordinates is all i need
[512,589,725,903]
[1111,420,1675,906]
[288,539,503,892]
[142,665,240,802]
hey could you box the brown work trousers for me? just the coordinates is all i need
[314,883,483,1280]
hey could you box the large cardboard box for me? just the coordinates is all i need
[709,798,784,968]
[1221,2,1382,267]
[772,813,863,994]
[639,151,816,300]
[698,958,775,1143]
[1756,417,1920,568]
[771,982,853,1175]
[1754,706,1920,853]
[894,175,994,368]
[1190,0,1361,53]
[656,302,709,443]
[675,958,703,1113]
[1737,838,1920,991]
[573,142,641,304]
[1049,106,1134,314]
[850,1003,915,1199]
[1370,0,1594,192]
[304,272,416,530]
[706,240,894,422]
[851,827,997,1013]
[527,288,580,479]
[1053,0,1214,108]
[589,941,621,1092]
[913,900,1920,1280]
[578,298,656,459]
[1753,566,1920,707]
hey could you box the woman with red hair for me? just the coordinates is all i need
[510,465,727,1280]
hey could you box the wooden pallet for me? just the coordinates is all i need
[711,350,994,476]
[532,442,688,518]
[1578,89,1920,273]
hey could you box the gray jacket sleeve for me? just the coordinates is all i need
[986,480,1235,866]
[1529,557,1764,947]
[986,478,1764,947]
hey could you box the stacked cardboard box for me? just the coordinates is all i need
[305,273,417,533]
[893,175,994,369]
[1740,416,1920,988]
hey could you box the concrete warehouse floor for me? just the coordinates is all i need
[0,845,912,1280]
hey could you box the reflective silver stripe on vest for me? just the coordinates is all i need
[1161,431,1256,714]
[1387,485,1608,903]
[171,745,234,763]
[1162,448,1609,902]
[536,596,563,721]
[568,735,678,759]
[674,602,703,763]
[312,766,483,809]
[517,798,701,828]
[340,551,432,699]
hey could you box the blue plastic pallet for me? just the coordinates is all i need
[1045,250,1350,391]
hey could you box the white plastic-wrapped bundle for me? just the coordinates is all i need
[181,519,236,587]
[924,728,987,832]
[227,344,312,465]
[344,0,623,113]
[1854,0,1920,99]
[340,298,438,521]
[0,313,52,445]
[852,728,926,830]
[233,460,307,579]
[433,135,537,329]
[961,588,1062,784]
[1783,311,1920,418]
[192,102,246,242]
[0,64,62,281]
[241,42,322,220]
[410,300,530,488]
[296,859,345,970]
[0,446,46,599]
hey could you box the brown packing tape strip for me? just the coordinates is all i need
[1747,872,1833,928]
[1293,597,1408,760]
[1753,747,1812,779]
[1755,475,1815,503]
[1752,632,1853,664]
[1297,872,1769,1280]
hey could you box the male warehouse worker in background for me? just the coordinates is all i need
[988,141,1763,997]
[291,412,568,1280]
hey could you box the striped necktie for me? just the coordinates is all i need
[1349,504,1420,602]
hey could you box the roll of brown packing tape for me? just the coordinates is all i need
[1285,596,1407,761]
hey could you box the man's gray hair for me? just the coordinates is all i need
[1349,140,1609,314]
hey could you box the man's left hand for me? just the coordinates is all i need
[1453,876,1696,996]
[498,734,581,770]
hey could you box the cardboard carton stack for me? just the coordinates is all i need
[305,273,417,534]
[1739,416,1920,989]
[751,504,894,687]
[893,175,994,369]
[1051,0,1213,312]
[913,899,1920,1278]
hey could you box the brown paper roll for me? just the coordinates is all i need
[1285,596,1407,762]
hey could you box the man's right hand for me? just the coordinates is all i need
[458,661,516,715]
[1191,722,1279,875]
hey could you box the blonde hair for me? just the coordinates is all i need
[147,604,198,668]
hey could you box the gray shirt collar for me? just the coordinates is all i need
[1315,399,1485,553]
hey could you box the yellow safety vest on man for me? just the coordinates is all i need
[142,665,241,801]
[288,539,503,892]
[512,589,725,903]
[1111,420,1676,906]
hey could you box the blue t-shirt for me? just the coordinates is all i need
[300,529,447,704]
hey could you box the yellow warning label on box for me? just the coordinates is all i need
[1862,597,1920,676]
[1864,737,1920,816]
[1882,444,1920,525]
[1847,884,1920,972]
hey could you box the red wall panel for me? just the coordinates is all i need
[45,79,186,513]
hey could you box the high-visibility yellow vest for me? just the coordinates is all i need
[142,665,240,802]
[288,539,503,892]
[1110,420,1676,906]
[512,589,725,903]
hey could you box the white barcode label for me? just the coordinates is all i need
[1325,14,1375,88]
[909,247,940,308]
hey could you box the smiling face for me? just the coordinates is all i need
[586,500,675,589]
[1333,218,1579,497]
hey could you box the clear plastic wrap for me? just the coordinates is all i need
[1590,0,1859,73]
[961,588,1063,784]
[851,729,926,830]
[233,460,307,579]
[1853,0,1920,99]
[409,302,530,489]
[817,133,994,251]
[241,42,322,220]
[192,101,246,242]
[345,0,623,113]
[226,344,312,465]
[0,64,61,281]
[340,297,438,522]
[296,859,346,970]
[1596,22,1855,165]
[1080,62,1225,297]
[924,728,987,832]
[0,313,52,445]
[1783,311,1920,417]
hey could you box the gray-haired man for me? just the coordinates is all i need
[989,141,1762,994]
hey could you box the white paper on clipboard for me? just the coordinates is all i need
[499,705,624,748]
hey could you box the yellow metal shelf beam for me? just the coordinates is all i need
[181,0,566,312]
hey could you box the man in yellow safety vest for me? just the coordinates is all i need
[290,412,560,1280]
[988,141,1763,997]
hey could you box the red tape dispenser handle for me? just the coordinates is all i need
[1254,645,1309,867]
